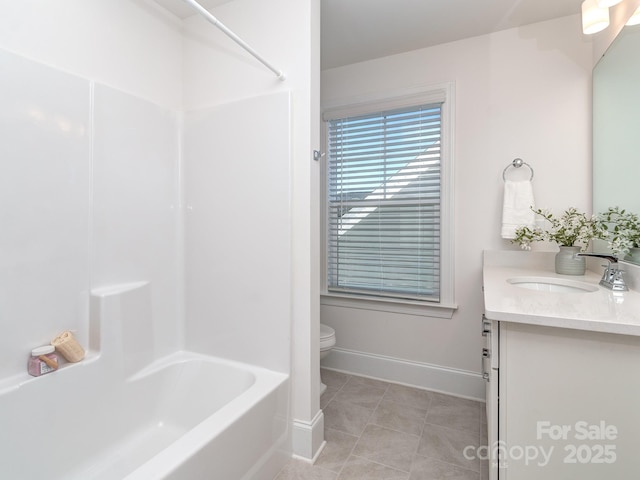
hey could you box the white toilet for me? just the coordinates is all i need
[319,323,336,395]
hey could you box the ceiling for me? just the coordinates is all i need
[152,0,585,69]
[321,0,584,69]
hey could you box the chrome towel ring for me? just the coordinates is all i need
[502,158,534,181]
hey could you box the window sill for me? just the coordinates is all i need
[320,292,457,318]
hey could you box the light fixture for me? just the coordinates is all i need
[582,0,610,34]
[627,6,640,26]
[596,0,622,7]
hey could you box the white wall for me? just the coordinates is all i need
[181,0,321,458]
[320,15,593,399]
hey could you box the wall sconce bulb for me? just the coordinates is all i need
[582,0,610,35]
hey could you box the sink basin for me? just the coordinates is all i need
[507,276,599,293]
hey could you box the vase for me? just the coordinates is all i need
[625,247,640,264]
[555,246,586,275]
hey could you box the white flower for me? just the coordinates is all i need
[596,207,640,256]
[512,207,605,251]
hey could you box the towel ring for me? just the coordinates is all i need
[502,158,534,182]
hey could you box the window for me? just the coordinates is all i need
[323,86,454,308]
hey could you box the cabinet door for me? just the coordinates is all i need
[499,322,640,479]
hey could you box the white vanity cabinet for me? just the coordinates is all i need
[482,250,640,478]
[483,317,640,479]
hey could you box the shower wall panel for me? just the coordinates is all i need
[183,92,292,373]
[0,50,91,379]
[92,85,181,358]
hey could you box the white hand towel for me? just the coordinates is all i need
[501,180,535,239]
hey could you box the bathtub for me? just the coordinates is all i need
[0,283,290,480]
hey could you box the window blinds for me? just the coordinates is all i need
[327,103,442,301]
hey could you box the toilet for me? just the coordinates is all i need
[319,323,336,395]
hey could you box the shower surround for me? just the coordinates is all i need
[0,8,293,476]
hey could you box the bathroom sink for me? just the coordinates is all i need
[506,276,599,293]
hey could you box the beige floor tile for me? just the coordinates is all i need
[321,386,340,409]
[314,372,488,480]
[337,455,409,480]
[430,392,482,410]
[352,424,420,472]
[314,428,358,472]
[480,422,487,444]
[323,399,374,436]
[275,458,337,480]
[332,378,387,409]
[383,384,434,411]
[409,455,480,480]
[321,369,350,389]
[346,375,391,390]
[426,393,481,435]
[481,459,489,480]
[417,423,480,472]
[370,399,427,436]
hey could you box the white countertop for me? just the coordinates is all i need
[483,250,640,336]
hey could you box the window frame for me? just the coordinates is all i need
[320,83,456,317]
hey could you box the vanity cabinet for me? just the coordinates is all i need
[484,317,640,480]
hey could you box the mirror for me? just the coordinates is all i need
[592,23,640,263]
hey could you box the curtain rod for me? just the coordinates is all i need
[181,0,286,81]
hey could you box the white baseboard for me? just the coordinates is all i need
[291,409,325,460]
[321,348,485,401]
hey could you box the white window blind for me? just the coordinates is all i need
[327,103,442,302]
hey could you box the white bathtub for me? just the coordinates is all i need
[0,352,289,479]
[0,283,290,480]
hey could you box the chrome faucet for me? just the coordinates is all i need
[575,253,628,291]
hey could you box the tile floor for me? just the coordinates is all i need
[275,369,488,480]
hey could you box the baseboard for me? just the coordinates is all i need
[291,409,325,460]
[321,348,485,401]
[292,441,327,464]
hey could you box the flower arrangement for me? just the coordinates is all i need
[596,207,640,256]
[513,207,606,251]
